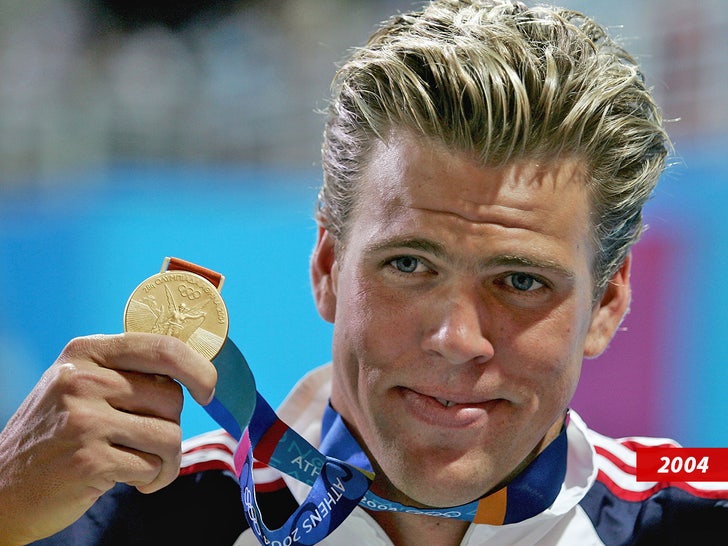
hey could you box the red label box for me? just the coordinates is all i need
[636,448,728,481]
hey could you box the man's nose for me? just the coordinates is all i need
[420,285,495,366]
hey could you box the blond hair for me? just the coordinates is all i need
[319,0,670,297]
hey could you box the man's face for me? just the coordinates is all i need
[311,130,630,508]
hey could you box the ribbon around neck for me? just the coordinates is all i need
[205,338,567,545]
[207,338,373,545]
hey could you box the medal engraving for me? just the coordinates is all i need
[124,270,229,360]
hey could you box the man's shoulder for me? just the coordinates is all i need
[583,427,727,501]
[30,462,248,545]
[34,431,247,546]
[578,426,728,545]
[30,428,294,545]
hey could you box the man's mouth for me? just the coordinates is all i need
[399,386,501,428]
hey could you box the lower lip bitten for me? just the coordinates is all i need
[399,388,497,428]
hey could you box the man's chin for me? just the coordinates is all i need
[373,475,492,511]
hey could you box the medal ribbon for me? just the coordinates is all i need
[150,258,566,545]
[205,337,567,545]
[208,338,373,545]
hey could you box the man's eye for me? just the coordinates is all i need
[390,256,422,273]
[504,272,544,292]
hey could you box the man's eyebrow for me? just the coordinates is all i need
[364,237,575,279]
[484,255,575,279]
[364,237,448,258]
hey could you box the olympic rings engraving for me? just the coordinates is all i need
[178,284,201,300]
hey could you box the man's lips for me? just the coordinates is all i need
[408,386,494,406]
[430,395,485,408]
[398,387,501,427]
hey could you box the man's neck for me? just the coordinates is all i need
[369,509,469,546]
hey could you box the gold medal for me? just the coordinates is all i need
[123,257,229,360]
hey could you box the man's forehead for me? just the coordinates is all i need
[359,132,591,218]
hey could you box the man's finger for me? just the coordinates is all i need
[58,333,218,405]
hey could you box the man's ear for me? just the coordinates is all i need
[310,225,338,323]
[584,253,632,358]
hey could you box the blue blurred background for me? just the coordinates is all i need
[0,0,726,446]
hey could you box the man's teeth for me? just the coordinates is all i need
[436,397,456,407]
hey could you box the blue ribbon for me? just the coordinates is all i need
[204,338,567,544]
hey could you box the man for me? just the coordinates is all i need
[2,0,726,544]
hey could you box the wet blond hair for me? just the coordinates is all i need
[319,0,670,297]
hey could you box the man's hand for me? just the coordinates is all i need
[0,332,217,545]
